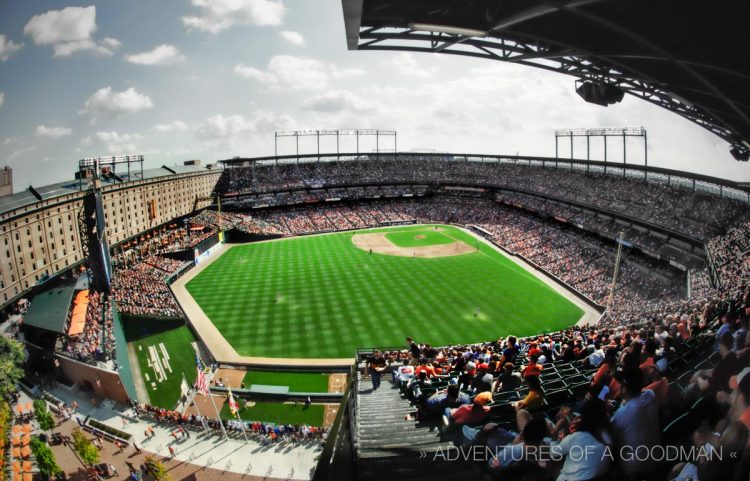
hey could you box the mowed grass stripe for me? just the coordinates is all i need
[186,225,583,358]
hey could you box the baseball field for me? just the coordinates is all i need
[184,224,585,359]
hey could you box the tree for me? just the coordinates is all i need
[0,336,24,400]
[33,399,55,433]
[30,438,62,479]
[71,428,99,466]
[144,456,173,481]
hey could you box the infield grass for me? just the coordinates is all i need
[385,229,453,247]
[186,224,584,358]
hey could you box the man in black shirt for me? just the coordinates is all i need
[407,337,421,366]
[367,350,387,390]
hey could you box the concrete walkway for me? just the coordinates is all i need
[43,384,322,480]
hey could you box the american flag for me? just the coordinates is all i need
[195,354,209,395]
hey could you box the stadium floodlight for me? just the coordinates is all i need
[409,23,487,37]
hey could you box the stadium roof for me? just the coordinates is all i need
[23,282,76,334]
[0,165,217,218]
[342,0,750,160]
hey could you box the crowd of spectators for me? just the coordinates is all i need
[218,158,749,241]
[62,290,116,363]
[368,274,750,479]
[707,221,750,290]
[111,254,182,318]
[137,402,328,444]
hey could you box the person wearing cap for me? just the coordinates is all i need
[610,367,660,478]
[443,391,492,427]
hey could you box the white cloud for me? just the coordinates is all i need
[126,44,184,66]
[82,131,142,153]
[0,35,23,61]
[23,6,120,57]
[196,112,294,139]
[0,92,4,108]
[235,56,363,91]
[182,0,285,34]
[79,87,154,117]
[279,31,305,46]
[303,90,381,113]
[35,125,73,138]
[153,120,189,133]
[391,52,433,78]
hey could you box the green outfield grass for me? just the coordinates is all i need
[241,371,330,393]
[220,401,325,425]
[186,224,584,358]
[127,321,199,409]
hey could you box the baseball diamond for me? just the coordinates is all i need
[181,224,593,360]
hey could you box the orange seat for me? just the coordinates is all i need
[12,462,20,473]
[21,424,30,434]
[12,425,21,434]
[20,445,30,458]
[21,434,30,445]
[11,447,20,458]
[13,473,21,481]
[11,436,20,446]
[22,473,32,481]
[21,461,32,473]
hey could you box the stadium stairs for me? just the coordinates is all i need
[354,374,483,481]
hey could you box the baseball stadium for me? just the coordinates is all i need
[0,1,748,481]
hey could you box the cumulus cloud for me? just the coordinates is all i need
[81,131,142,153]
[79,87,154,117]
[196,112,295,139]
[23,6,120,57]
[391,52,433,78]
[182,0,285,34]
[35,125,73,138]
[126,44,184,65]
[153,120,189,133]
[0,35,23,61]
[234,55,364,91]
[303,90,381,113]
[279,30,304,46]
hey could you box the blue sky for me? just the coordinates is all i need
[0,0,747,191]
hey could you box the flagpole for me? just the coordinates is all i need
[182,373,207,432]
[195,352,227,439]
[207,390,228,439]
[228,387,248,442]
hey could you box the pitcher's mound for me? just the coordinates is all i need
[415,235,426,240]
[352,232,475,258]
